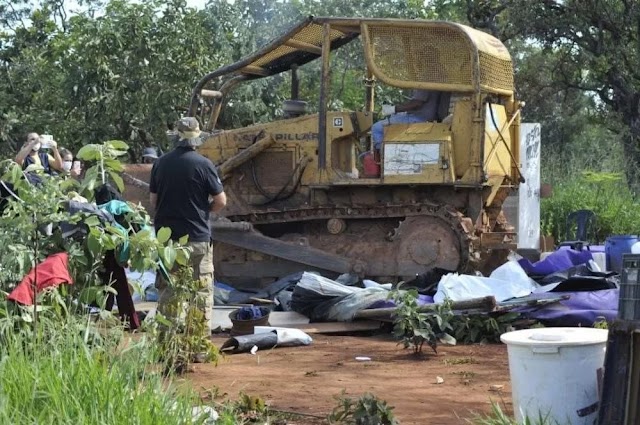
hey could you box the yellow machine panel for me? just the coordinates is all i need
[382,123,455,184]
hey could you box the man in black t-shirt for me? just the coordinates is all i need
[150,117,226,337]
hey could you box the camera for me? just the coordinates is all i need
[40,134,53,149]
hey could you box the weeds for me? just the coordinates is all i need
[451,313,519,344]
[389,289,456,355]
[328,391,398,425]
[443,357,477,365]
[151,266,220,375]
[469,402,557,425]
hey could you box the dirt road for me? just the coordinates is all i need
[184,333,513,424]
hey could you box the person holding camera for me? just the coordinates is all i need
[59,148,82,178]
[15,132,64,175]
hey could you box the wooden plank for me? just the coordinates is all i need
[241,65,269,76]
[285,320,381,334]
[134,302,157,312]
[626,332,640,424]
[284,39,322,55]
[354,296,496,320]
[212,228,354,274]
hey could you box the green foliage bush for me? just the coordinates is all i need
[541,171,640,243]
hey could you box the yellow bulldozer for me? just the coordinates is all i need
[159,17,524,285]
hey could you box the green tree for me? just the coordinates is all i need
[462,0,640,188]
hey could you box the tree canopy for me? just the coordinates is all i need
[0,0,637,186]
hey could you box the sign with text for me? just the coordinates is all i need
[518,123,541,249]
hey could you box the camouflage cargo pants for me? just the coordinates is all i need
[156,240,214,334]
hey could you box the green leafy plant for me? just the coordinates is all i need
[76,139,129,198]
[0,141,185,332]
[389,289,456,355]
[328,391,398,425]
[152,266,220,374]
[451,313,520,344]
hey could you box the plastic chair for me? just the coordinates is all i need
[558,209,597,251]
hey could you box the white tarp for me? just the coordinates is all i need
[433,260,538,303]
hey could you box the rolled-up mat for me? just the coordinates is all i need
[220,332,278,354]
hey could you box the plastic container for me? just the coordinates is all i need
[229,307,270,336]
[605,235,638,274]
[362,152,380,178]
[500,327,608,425]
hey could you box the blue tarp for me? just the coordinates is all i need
[518,249,593,276]
[516,289,619,326]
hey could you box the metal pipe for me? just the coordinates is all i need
[291,64,299,100]
[188,17,314,116]
[318,23,332,169]
[204,75,247,131]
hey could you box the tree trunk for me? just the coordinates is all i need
[622,110,640,194]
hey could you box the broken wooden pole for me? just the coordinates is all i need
[218,132,275,180]
[353,296,497,320]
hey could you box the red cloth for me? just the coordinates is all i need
[8,252,73,305]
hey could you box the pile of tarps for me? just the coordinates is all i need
[211,248,621,327]
[214,272,304,309]
[291,273,394,321]
[512,249,619,326]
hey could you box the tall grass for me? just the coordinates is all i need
[470,403,557,425]
[0,316,211,425]
[538,123,640,243]
[540,171,640,243]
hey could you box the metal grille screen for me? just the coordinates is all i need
[366,25,473,87]
[252,23,345,68]
[366,24,514,93]
[478,51,514,92]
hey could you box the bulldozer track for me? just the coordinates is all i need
[226,202,474,272]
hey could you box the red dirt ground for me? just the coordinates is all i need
[182,333,513,425]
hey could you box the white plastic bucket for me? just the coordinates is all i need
[500,327,608,425]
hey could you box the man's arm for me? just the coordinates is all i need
[209,191,227,213]
[48,140,64,172]
[395,98,426,113]
[15,140,38,166]
[149,192,158,213]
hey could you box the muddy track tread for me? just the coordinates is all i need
[227,203,474,272]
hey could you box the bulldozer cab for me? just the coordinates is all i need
[190,17,522,190]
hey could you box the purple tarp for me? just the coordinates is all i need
[518,249,593,276]
[367,294,434,310]
[516,289,619,326]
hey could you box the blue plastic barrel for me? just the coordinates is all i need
[605,235,639,274]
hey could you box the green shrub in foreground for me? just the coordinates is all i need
[0,324,210,425]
